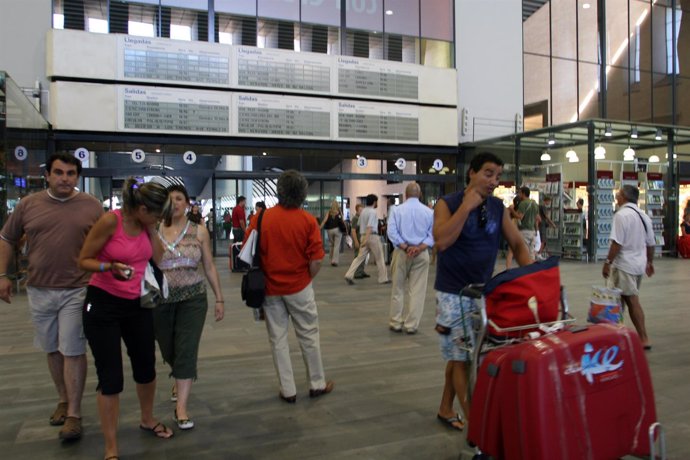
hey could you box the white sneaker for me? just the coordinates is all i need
[174,410,195,430]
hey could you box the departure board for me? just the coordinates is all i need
[119,87,230,134]
[336,101,419,142]
[118,36,230,86]
[235,47,332,93]
[235,94,331,139]
[337,57,419,100]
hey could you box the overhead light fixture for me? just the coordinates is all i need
[655,128,663,141]
[624,146,635,160]
[547,133,556,145]
[565,149,576,159]
[262,151,267,156]
[569,153,580,163]
[604,123,613,137]
[385,9,393,15]
[582,3,591,9]
[664,152,678,159]
[540,151,551,161]
[155,148,161,153]
[630,126,638,139]
[594,144,606,159]
[649,155,660,163]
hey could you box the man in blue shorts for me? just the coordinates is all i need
[433,152,532,431]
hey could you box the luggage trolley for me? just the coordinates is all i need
[455,257,666,460]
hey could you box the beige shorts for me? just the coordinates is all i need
[608,267,642,297]
[27,286,87,356]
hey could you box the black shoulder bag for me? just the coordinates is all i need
[241,210,266,308]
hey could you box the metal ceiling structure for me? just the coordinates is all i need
[523,0,550,21]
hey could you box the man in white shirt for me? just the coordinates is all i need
[602,185,656,349]
[344,194,389,285]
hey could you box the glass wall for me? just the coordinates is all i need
[51,0,454,68]
[523,0,690,128]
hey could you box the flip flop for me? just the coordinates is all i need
[437,413,465,431]
[643,345,652,351]
[139,422,174,439]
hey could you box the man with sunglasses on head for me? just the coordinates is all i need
[432,152,532,433]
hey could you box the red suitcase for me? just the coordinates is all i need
[500,324,656,460]
[467,347,512,458]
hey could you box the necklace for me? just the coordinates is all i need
[47,189,76,202]
[159,220,190,255]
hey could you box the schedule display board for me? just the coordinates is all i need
[118,86,231,135]
[234,47,332,94]
[117,36,231,86]
[235,94,331,139]
[337,57,419,101]
[336,101,419,143]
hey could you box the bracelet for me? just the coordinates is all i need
[0,273,7,278]
[604,259,612,265]
[99,262,106,272]
[216,300,224,303]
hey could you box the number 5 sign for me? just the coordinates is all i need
[131,149,146,163]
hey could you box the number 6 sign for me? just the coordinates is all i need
[74,147,89,162]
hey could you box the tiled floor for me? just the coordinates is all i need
[0,255,687,459]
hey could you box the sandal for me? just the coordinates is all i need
[139,422,174,439]
[50,402,68,426]
[437,413,465,431]
[171,384,177,402]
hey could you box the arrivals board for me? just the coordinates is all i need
[118,36,231,86]
[337,57,419,100]
[235,94,331,139]
[119,86,231,135]
[234,47,332,94]
[336,101,419,142]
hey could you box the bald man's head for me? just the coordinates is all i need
[405,182,421,200]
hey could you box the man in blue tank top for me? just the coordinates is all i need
[433,152,533,431]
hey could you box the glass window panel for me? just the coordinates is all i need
[523,54,551,123]
[384,0,419,36]
[551,0,576,59]
[162,0,206,8]
[258,0,299,21]
[630,69,651,122]
[420,38,452,68]
[680,3,690,78]
[420,0,452,41]
[552,58,578,124]
[216,13,256,46]
[300,24,340,55]
[124,3,159,36]
[677,75,690,126]
[258,19,298,50]
[605,62,630,121]
[301,0,340,27]
[578,61,601,119]
[652,71,673,124]
[215,0,256,16]
[578,0,598,65]
[630,0,652,72]
[346,0,383,33]
[523,1,550,56]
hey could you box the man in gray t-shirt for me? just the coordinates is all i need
[511,186,539,260]
[0,154,103,441]
[344,194,389,284]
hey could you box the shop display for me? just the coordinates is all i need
[562,209,586,260]
[543,173,562,256]
[643,172,665,251]
[593,171,615,262]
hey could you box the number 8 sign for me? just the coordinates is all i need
[14,146,28,161]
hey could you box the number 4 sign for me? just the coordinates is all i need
[183,151,197,165]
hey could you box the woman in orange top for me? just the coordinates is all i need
[244,170,334,403]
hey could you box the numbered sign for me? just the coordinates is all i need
[432,159,444,172]
[14,146,28,161]
[356,156,368,168]
[131,149,146,163]
[74,147,89,162]
[183,151,197,165]
[395,158,406,170]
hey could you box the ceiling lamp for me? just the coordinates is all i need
[655,128,663,141]
[547,133,556,145]
[630,126,638,139]
[649,155,660,163]
[623,146,635,161]
[664,152,678,159]
[540,151,552,161]
[569,153,580,163]
[565,149,576,159]
[594,144,606,159]
[582,3,591,9]
[604,123,613,137]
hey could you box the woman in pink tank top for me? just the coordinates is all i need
[78,177,172,460]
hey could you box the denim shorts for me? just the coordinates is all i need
[435,291,477,362]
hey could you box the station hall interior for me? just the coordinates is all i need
[1,0,690,458]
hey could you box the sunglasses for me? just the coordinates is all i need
[479,201,488,228]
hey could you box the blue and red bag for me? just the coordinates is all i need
[483,256,561,337]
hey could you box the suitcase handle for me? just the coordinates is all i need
[569,325,589,334]
[649,422,666,460]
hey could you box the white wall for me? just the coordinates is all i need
[456,0,523,142]
[0,0,51,102]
